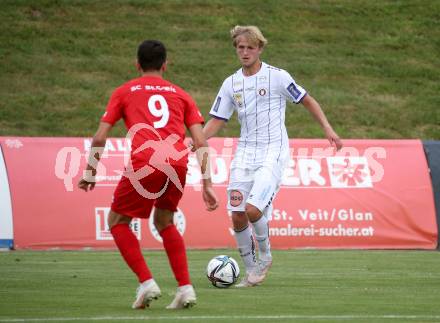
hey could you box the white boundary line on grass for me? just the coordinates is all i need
[1,315,440,322]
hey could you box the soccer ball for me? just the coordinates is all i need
[206,255,240,288]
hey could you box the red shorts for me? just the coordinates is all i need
[111,166,187,218]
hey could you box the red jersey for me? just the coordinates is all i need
[101,75,204,169]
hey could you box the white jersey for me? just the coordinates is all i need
[210,62,307,168]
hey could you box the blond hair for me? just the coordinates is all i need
[230,25,268,48]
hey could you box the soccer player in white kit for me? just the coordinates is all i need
[203,26,343,287]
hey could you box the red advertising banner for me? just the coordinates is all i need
[0,137,437,249]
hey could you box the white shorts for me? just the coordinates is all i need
[227,165,282,213]
[227,142,289,213]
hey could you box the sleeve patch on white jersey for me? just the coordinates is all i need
[287,83,302,100]
[213,97,221,112]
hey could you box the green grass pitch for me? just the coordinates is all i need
[1,249,440,322]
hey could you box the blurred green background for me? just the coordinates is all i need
[1,0,439,139]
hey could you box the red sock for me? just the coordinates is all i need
[110,223,152,283]
[160,224,191,286]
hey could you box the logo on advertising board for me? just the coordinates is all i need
[95,207,141,240]
[148,208,186,242]
[184,144,385,189]
[327,157,372,188]
[5,139,23,149]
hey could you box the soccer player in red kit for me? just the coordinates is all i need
[78,40,218,309]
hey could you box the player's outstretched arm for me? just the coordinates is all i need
[188,123,219,211]
[301,94,343,151]
[203,118,227,140]
[78,122,113,192]
[188,118,226,152]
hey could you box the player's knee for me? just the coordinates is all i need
[153,209,174,232]
[154,217,172,232]
[107,211,131,229]
[245,204,262,222]
[231,212,248,231]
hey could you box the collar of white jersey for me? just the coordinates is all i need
[239,62,267,78]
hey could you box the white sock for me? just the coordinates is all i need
[141,278,154,287]
[234,225,258,273]
[178,284,193,292]
[251,208,272,262]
